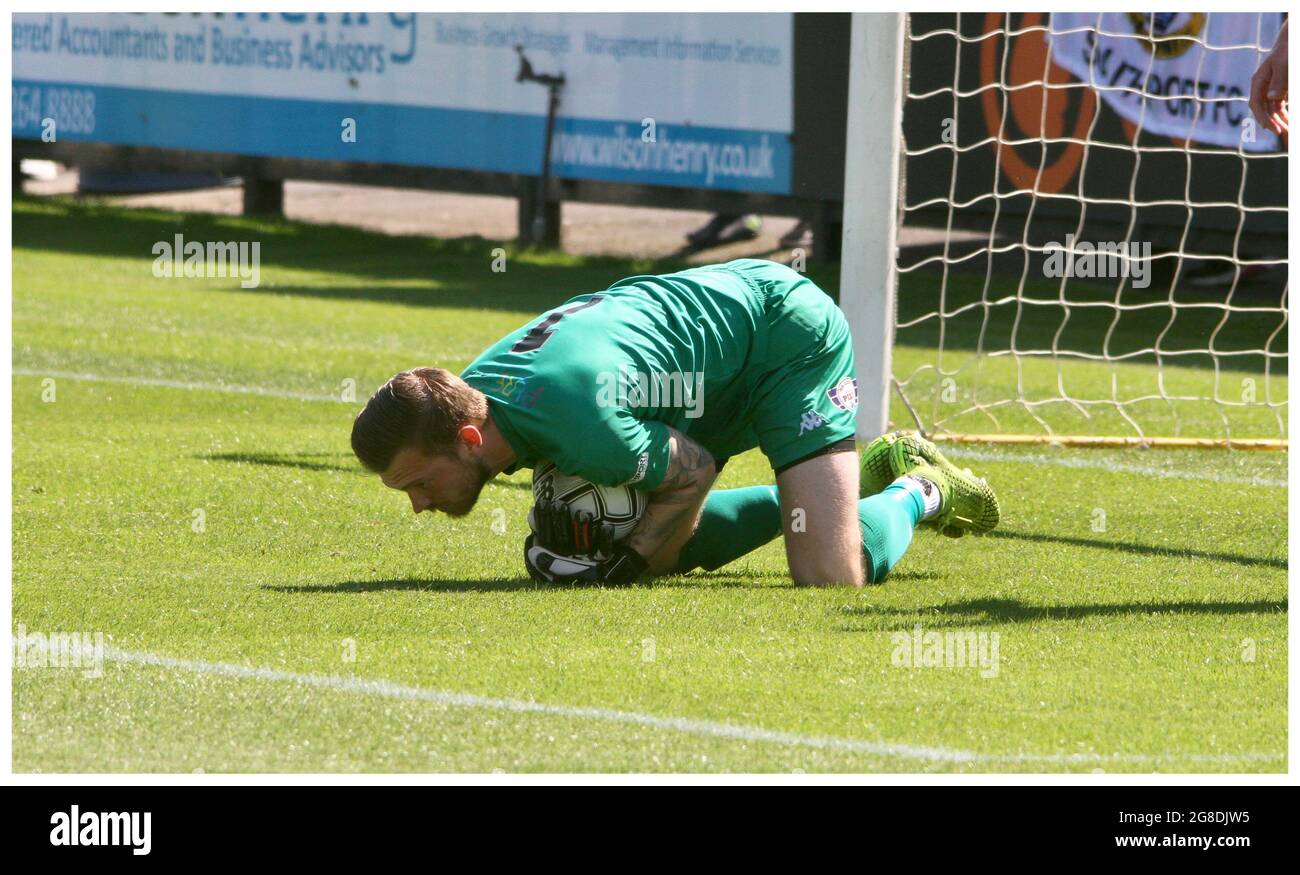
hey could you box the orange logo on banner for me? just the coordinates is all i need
[1126,12,1206,60]
[980,12,1096,193]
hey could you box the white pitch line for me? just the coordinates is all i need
[103,647,1283,768]
[12,368,350,404]
[945,446,1287,489]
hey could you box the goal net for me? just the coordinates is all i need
[849,12,1288,449]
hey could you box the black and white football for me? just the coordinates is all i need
[531,460,647,548]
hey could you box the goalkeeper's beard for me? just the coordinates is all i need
[440,454,494,518]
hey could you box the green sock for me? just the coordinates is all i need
[675,486,783,572]
[858,479,924,584]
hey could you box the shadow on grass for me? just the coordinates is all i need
[262,569,796,594]
[841,596,1288,630]
[260,561,824,595]
[894,262,1287,371]
[201,452,361,474]
[484,479,533,491]
[198,451,531,491]
[263,578,541,594]
[263,567,965,594]
[878,571,944,583]
[13,195,703,314]
[988,529,1287,570]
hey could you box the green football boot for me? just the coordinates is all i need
[906,461,1001,537]
[858,430,946,497]
[859,431,1000,536]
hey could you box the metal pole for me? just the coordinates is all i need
[534,81,561,244]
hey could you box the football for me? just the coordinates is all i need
[531,461,647,551]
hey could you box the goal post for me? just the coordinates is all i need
[840,12,1289,450]
[841,12,906,440]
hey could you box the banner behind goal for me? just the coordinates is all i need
[841,12,1288,449]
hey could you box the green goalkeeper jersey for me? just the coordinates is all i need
[461,259,859,490]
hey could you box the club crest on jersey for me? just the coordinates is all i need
[827,377,859,411]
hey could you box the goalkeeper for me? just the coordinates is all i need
[351,259,999,586]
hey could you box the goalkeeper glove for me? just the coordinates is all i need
[523,500,648,585]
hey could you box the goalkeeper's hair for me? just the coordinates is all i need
[351,367,488,472]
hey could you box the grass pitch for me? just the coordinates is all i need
[11,196,1287,772]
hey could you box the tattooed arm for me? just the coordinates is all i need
[627,427,717,575]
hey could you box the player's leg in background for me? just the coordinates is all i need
[776,446,864,586]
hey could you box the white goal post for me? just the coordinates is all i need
[841,12,906,443]
[840,12,1288,450]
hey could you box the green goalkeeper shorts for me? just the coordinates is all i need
[718,259,860,473]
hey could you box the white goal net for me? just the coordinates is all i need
[861,12,1288,448]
